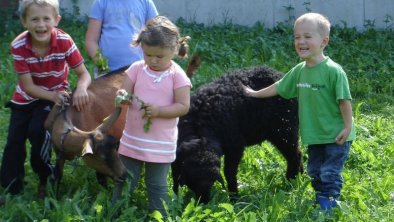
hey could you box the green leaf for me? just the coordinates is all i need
[114,96,123,106]
[114,92,152,132]
[149,210,164,222]
[219,203,234,214]
[95,48,109,74]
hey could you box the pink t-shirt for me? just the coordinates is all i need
[118,60,191,163]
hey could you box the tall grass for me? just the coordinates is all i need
[0,9,393,222]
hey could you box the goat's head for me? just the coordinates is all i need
[176,138,224,203]
[46,106,126,180]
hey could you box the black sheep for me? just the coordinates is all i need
[172,66,303,203]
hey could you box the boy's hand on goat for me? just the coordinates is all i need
[53,91,70,106]
[73,88,90,111]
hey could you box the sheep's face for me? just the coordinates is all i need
[178,138,221,203]
[183,160,220,204]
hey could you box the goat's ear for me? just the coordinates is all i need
[81,140,93,156]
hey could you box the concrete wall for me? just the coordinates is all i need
[60,0,394,30]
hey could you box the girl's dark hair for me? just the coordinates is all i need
[133,16,191,58]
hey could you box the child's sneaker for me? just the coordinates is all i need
[316,196,338,210]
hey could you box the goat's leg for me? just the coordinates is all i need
[54,155,65,198]
[111,178,125,206]
[109,158,128,206]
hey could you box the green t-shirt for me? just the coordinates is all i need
[276,57,356,145]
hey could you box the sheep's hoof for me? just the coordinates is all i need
[229,192,240,203]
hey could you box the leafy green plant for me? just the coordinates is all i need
[364,19,376,29]
[383,14,394,29]
[303,1,312,12]
[95,49,110,74]
[283,4,295,25]
[115,91,152,132]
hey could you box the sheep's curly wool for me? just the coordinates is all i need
[172,66,303,203]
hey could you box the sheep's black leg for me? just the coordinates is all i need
[223,146,244,200]
[171,162,180,194]
[268,134,303,179]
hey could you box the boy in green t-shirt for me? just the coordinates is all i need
[243,12,355,211]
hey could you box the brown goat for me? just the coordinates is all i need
[44,69,129,194]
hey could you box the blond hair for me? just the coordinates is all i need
[133,16,191,58]
[20,0,60,20]
[295,12,331,37]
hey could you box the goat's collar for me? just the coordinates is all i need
[47,97,74,152]
[60,127,72,151]
[47,96,71,133]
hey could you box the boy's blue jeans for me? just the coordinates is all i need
[307,141,351,199]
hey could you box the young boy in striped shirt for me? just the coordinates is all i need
[0,0,91,199]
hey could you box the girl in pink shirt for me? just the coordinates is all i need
[113,16,191,216]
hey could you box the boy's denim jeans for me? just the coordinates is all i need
[307,141,351,199]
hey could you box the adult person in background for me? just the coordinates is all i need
[85,0,158,77]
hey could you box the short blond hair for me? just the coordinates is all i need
[295,12,331,37]
[20,0,60,20]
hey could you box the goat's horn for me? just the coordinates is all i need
[97,107,122,132]
[71,107,121,135]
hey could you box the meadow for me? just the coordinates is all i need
[0,9,393,222]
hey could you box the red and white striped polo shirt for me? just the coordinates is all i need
[10,28,84,104]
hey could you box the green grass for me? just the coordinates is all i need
[0,10,393,222]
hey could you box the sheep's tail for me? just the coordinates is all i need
[186,54,201,78]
